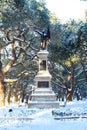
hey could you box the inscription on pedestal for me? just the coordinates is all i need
[38,81,49,88]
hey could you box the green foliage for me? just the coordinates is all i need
[49,20,87,100]
[0,0,50,30]
[14,0,25,9]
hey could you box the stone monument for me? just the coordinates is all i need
[29,28,59,108]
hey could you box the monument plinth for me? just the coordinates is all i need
[29,50,59,108]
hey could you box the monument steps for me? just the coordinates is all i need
[29,88,59,108]
[31,94,56,101]
[28,101,59,109]
[34,88,53,94]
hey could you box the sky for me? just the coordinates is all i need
[45,0,87,22]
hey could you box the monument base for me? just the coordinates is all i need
[28,88,59,109]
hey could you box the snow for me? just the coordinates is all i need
[0,100,87,130]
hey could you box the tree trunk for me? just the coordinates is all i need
[13,92,18,104]
[0,83,5,107]
[71,61,75,93]
[66,61,75,102]
[66,90,73,102]
[6,85,12,105]
[0,57,5,107]
[21,91,25,103]
[76,92,80,101]
[81,61,87,82]
[0,70,5,107]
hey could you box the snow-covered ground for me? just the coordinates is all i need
[0,100,87,130]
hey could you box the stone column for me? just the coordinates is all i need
[35,50,52,88]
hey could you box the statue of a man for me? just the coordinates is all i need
[35,27,50,50]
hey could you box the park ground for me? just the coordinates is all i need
[0,100,87,130]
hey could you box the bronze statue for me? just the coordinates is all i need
[35,27,50,50]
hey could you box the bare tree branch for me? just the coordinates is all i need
[51,80,66,90]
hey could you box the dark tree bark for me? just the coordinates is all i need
[66,90,73,102]
[66,61,75,102]
[0,70,5,107]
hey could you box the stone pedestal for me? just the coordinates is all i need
[28,50,59,108]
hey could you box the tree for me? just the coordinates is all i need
[49,20,87,101]
[0,0,51,106]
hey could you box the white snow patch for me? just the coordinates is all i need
[0,100,87,130]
